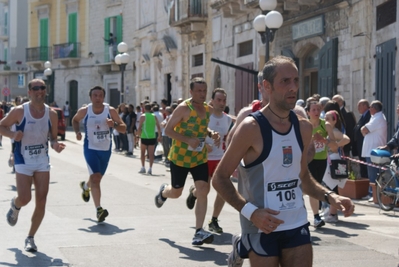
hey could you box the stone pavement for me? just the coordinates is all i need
[0,131,398,266]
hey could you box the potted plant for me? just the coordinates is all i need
[337,166,370,199]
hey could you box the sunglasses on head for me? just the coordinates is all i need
[31,86,46,91]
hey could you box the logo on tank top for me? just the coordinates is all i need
[282,146,292,167]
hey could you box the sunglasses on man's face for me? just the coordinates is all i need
[31,86,46,91]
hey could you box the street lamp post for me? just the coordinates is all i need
[114,42,130,104]
[44,61,52,104]
[253,0,283,62]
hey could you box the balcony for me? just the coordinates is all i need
[26,46,52,69]
[53,42,81,66]
[210,0,249,17]
[169,0,208,34]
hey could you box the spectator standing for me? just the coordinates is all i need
[332,94,357,156]
[63,101,70,126]
[361,100,387,201]
[103,33,116,61]
[152,105,164,160]
[161,106,173,167]
[125,104,136,156]
[353,99,370,178]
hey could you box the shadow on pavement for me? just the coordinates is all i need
[78,218,134,235]
[0,248,69,267]
[159,238,229,266]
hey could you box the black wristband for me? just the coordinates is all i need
[324,191,334,204]
[113,121,119,127]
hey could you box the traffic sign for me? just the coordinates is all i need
[2,87,10,96]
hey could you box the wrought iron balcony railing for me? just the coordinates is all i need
[26,46,52,62]
[53,42,81,59]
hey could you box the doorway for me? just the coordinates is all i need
[69,80,78,127]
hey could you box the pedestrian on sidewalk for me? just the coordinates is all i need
[0,78,66,252]
[154,77,221,246]
[212,56,355,266]
[72,86,126,222]
[137,103,162,175]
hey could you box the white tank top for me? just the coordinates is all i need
[14,103,50,165]
[238,111,308,233]
[206,113,232,160]
[84,103,112,151]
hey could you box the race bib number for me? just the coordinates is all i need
[24,144,45,160]
[314,140,326,153]
[188,138,205,152]
[93,130,110,143]
[266,179,302,211]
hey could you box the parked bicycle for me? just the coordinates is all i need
[372,149,399,211]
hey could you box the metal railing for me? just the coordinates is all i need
[53,42,81,59]
[26,46,52,62]
[169,0,208,25]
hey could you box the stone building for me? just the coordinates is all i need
[3,0,397,135]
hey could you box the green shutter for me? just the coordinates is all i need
[4,48,7,62]
[68,13,77,57]
[104,17,110,62]
[116,15,123,45]
[40,18,49,61]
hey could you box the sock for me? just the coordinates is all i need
[83,183,89,190]
[314,214,321,220]
[160,192,167,201]
[96,206,102,211]
[27,235,34,239]
[212,217,218,222]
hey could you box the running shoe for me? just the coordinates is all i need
[192,228,214,246]
[139,167,146,174]
[97,207,109,222]
[6,198,19,226]
[208,219,223,233]
[147,168,152,175]
[227,234,244,267]
[155,183,168,208]
[314,218,325,228]
[186,185,197,210]
[324,214,338,223]
[80,181,90,202]
[25,237,37,252]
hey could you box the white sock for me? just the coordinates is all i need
[83,183,89,190]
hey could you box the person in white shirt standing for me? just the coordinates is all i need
[361,100,387,201]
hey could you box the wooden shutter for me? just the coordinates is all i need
[40,18,49,61]
[116,15,123,45]
[317,38,338,97]
[376,38,397,136]
[68,13,78,57]
[104,17,110,62]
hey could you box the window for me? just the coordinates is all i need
[104,15,123,62]
[238,40,252,57]
[193,53,203,67]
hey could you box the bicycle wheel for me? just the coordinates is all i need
[376,169,396,211]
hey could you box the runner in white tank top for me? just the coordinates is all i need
[0,78,65,252]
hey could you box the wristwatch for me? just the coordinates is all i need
[324,191,334,204]
[113,121,119,127]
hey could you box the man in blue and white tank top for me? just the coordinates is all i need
[0,79,66,252]
[212,56,355,267]
[72,86,126,223]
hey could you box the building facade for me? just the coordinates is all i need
[4,0,397,135]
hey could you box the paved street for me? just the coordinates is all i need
[0,130,398,267]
